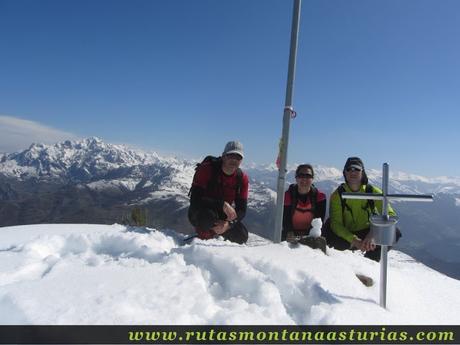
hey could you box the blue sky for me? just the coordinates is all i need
[1,0,459,176]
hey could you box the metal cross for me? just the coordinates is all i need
[342,163,433,308]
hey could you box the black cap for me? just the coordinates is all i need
[344,157,364,171]
[343,156,368,185]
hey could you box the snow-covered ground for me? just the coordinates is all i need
[1,224,459,325]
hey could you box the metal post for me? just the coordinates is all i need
[273,0,302,243]
[380,163,389,308]
[380,245,388,308]
[382,163,389,220]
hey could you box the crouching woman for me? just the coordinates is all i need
[282,164,326,242]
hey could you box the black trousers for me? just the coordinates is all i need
[322,218,402,262]
[189,207,248,244]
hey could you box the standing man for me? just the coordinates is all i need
[188,141,249,244]
[323,157,401,261]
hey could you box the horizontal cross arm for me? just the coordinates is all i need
[341,192,433,202]
[386,194,433,202]
[341,193,383,200]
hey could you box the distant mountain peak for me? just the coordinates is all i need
[1,137,460,195]
[0,137,166,181]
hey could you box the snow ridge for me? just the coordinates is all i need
[1,224,459,325]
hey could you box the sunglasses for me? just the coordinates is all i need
[296,173,313,179]
[225,153,243,161]
[346,167,362,172]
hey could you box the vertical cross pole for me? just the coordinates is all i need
[342,163,433,308]
[380,163,390,308]
[273,0,302,243]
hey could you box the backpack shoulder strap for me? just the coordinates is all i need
[365,184,376,214]
[235,168,243,196]
[207,156,223,195]
[288,184,298,212]
[309,185,318,211]
[337,184,353,216]
[337,183,377,219]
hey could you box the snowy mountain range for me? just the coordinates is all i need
[0,137,459,279]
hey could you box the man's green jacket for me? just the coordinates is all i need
[329,183,397,243]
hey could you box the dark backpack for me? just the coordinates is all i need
[337,183,377,219]
[188,156,243,197]
[288,184,318,215]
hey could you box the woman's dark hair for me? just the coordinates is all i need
[295,164,314,178]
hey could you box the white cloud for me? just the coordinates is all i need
[0,115,79,153]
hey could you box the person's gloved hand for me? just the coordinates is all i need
[362,235,376,252]
[351,236,376,252]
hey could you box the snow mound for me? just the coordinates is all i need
[0,224,459,325]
